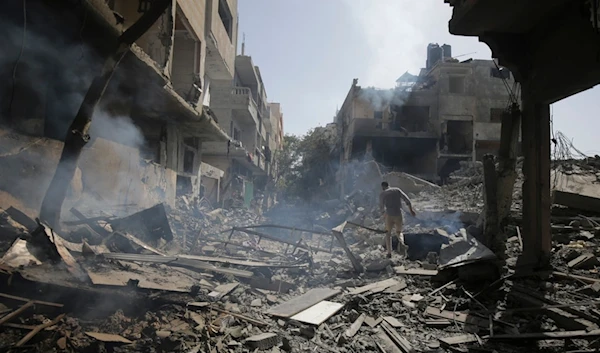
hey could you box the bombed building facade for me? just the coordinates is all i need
[0,0,283,218]
[335,44,517,189]
[203,55,285,207]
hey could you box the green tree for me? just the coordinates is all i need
[275,128,337,201]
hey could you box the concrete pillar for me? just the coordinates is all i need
[519,87,551,269]
[165,124,179,171]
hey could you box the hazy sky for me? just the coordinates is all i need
[237,0,600,155]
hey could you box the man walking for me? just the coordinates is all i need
[379,181,416,258]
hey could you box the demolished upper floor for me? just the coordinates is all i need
[0,0,231,144]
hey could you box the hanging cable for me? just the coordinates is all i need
[6,0,27,116]
[493,60,519,106]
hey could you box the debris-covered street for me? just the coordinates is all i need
[1,0,600,352]
[1,155,600,352]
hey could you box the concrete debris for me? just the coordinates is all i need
[0,159,599,352]
[245,332,279,350]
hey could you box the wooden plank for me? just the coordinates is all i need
[0,293,63,308]
[179,254,305,268]
[117,232,166,256]
[208,283,239,299]
[348,278,401,295]
[380,321,415,353]
[365,316,383,328]
[425,307,489,328]
[394,267,438,276]
[344,313,365,338]
[290,301,344,325]
[376,329,404,353]
[266,288,341,318]
[86,332,132,344]
[439,334,478,346]
[490,329,600,340]
[383,316,404,328]
[553,271,600,284]
[247,277,295,293]
[85,262,198,293]
[16,314,65,347]
[187,302,268,326]
[384,282,408,293]
[509,290,597,331]
[425,319,452,327]
[568,254,597,269]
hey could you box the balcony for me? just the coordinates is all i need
[202,141,266,175]
[205,0,236,80]
[211,86,259,127]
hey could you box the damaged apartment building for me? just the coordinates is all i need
[203,53,284,208]
[335,43,517,188]
[0,0,250,218]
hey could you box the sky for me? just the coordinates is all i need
[237,0,600,155]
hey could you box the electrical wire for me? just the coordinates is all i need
[493,60,519,106]
[6,0,27,116]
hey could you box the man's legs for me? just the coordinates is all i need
[394,216,407,258]
[384,214,394,258]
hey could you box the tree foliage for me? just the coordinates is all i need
[274,128,336,201]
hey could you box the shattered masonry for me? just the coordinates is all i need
[0,0,599,352]
[1,154,600,352]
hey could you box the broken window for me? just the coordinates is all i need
[449,76,465,94]
[392,106,430,132]
[490,67,510,79]
[218,0,234,41]
[183,148,195,174]
[445,120,473,154]
[490,108,505,123]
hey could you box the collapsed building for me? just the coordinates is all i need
[335,44,518,190]
[0,0,283,219]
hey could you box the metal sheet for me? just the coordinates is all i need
[290,301,344,325]
[0,239,42,267]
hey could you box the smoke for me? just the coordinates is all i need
[357,87,408,111]
[89,111,145,149]
[0,2,170,221]
[0,2,102,139]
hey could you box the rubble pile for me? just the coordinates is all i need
[168,196,264,251]
[1,160,600,352]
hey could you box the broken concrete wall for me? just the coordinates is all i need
[109,0,173,74]
[551,168,600,200]
[0,129,176,219]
